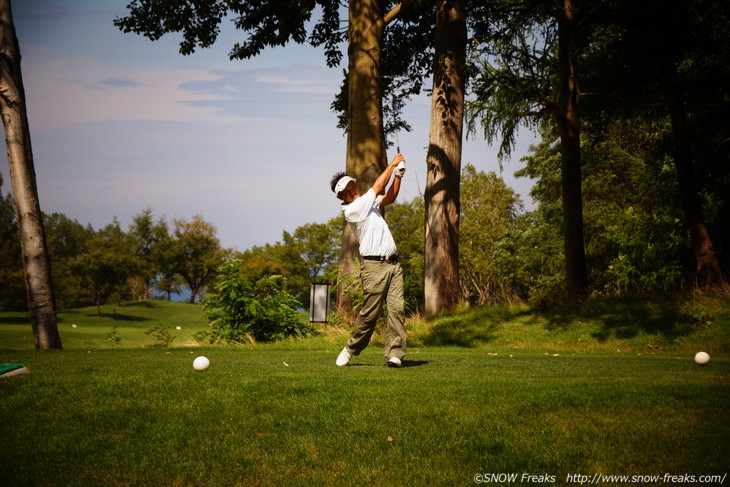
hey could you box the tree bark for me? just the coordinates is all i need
[555,0,588,299]
[0,0,62,348]
[335,220,359,318]
[661,60,725,288]
[423,0,466,315]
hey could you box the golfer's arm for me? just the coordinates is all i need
[381,172,401,207]
[371,154,404,196]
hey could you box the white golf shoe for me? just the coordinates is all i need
[387,357,402,368]
[336,347,353,367]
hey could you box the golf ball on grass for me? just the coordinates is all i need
[694,351,710,365]
[193,356,210,371]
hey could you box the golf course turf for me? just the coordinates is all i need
[1,298,728,486]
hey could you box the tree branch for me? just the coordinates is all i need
[384,0,413,25]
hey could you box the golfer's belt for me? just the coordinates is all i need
[363,254,399,263]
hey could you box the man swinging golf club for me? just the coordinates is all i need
[331,153,407,367]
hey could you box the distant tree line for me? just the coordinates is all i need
[0,190,231,314]
[6,137,723,316]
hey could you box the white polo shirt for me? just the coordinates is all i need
[342,188,397,257]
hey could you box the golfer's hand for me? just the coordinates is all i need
[395,161,406,178]
[390,153,405,166]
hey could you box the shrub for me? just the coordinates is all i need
[198,259,312,343]
[144,325,176,347]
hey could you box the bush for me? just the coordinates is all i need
[198,259,313,343]
[144,325,176,347]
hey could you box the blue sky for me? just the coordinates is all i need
[1,0,537,251]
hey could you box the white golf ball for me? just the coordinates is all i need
[193,356,210,371]
[694,351,710,365]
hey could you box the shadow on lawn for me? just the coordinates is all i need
[57,311,151,322]
[349,360,430,368]
[98,312,151,322]
[540,297,698,342]
[0,316,31,325]
[418,307,518,347]
[122,301,158,308]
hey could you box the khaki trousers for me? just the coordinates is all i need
[345,259,407,361]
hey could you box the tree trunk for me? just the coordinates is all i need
[423,0,466,315]
[336,0,387,318]
[555,0,588,300]
[661,61,725,288]
[0,0,62,349]
[335,220,359,319]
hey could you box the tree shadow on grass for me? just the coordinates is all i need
[422,321,500,347]
[418,307,518,347]
[123,301,158,308]
[540,297,697,342]
[0,316,31,326]
[99,313,151,322]
[58,311,151,322]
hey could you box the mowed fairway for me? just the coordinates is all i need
[1,344,728,486]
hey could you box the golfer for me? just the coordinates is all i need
[331,153,407,367]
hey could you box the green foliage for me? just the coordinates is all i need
[465,1,556,162]
[43,213,95,309]
[324,261,364,329]
[508,121,695,304]
[493,211,567,307]
[106,326,122,346]
[67,243,138,316]
[128,208,172,300]
[234,217,341,309]
[200,259,312,343]
[279,219,341,307]
[386,197,425,311]
[171,215,228,304]
[114,0,345,66]
[144,325,176,347]
[0,176,25,311]
[460,164,524,305]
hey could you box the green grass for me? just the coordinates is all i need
[1,348,728,486]
[1,294,729,486]
[0,300,208,350]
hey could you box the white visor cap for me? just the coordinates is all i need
[334,175,356,195]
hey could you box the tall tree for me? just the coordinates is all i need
[116,0,417,317]
[335,0,416,318]
[590,0,728,288]
[467,0,589,299]
[0,0,61,348]
[128,208,171,300]
[550,0,588,298]
[43,212,94,309]
[423,0,467,314]
[171,215,227,304]
[68,242,135,317]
